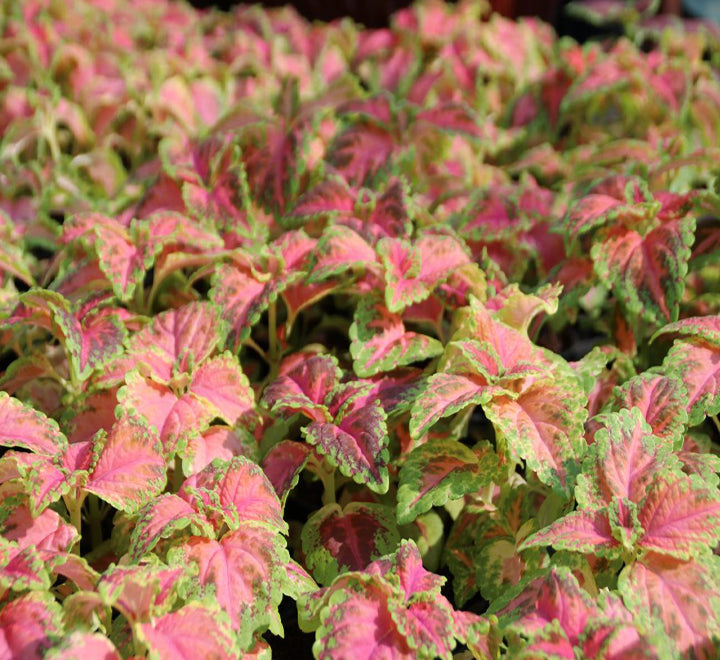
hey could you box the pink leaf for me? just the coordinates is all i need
[46,632,120,660]
[0,592,63,660]
[99,563,184,624]
[84,416,166,513]
[262,352,341,422]
[175,525,288,641]
[637,478,720,559]
[136,602,236,659]
[261,440,312,504]
[129,493,214,559]
[519,510,618,554]
[0,392,67,455]
[314,576,414,660]
[662,339,720,425]
[303,384,390,493]
[192,456,287,534]
[620,553,720,658]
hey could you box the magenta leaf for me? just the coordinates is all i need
[261,352,341,423]
[301,502,401,585]
[84,416,166,513]
[309,225,379,283]
[303,383,390,493]
[261,440,312,505]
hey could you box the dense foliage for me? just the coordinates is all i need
[1,0,720,657]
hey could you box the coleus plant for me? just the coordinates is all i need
[1,0,720,657]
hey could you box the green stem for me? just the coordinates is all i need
[172,454,184,492]
[320,468,336,506]
[64,491,86,547]
[711,415,720,437]
[268,299,278,361]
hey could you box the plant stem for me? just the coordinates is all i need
[711,415,720,437]
[268,299,278,361]
[320,468,336,506]
[64,491,86,546]
[172,454,184,492]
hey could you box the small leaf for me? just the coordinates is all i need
[303,384,390,493]
[0,392,67,456]
[396,439,498,524]
[350,298,443,377]
[302,502,401,585]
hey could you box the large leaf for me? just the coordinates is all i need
[605,373,687,447]
[591,215,694,324]
[129,494,214,560]
[0,392,67,456]
[575,408,670,510]
[409,373,491,440]
[261,352,341,422]
[662,339,720,425]
[0,592,63,659]
[313,575,414,660]
[636,477,720,559]
[135,602,237,659]
[189,456,287,534]
[619,553,720,658]
[171,525,289,646]
[84,416,166,513]
[483,377,587,493]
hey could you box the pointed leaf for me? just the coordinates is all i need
[519,510,618,555]
[619,553,720,657]
[484,377,586,493]
[637,477,720,559]
[129,494,215,560]
[261,440,311,505]
[409,373,490,440]
[607,373,687,447]
[262,352,341,422]
[591,216,694,324]
[662,339,720,425]
[0,592,63,660]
